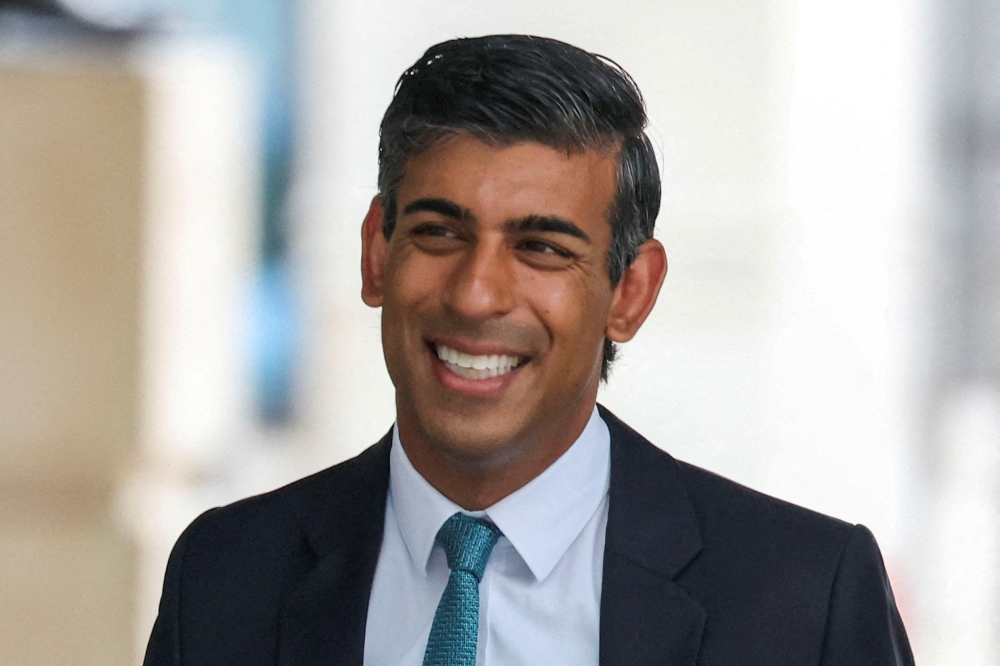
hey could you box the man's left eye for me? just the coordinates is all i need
[519,240,570,257]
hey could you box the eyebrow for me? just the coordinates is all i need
[402,198,590,244]
[506,215,591,244]
[402,198,472,221]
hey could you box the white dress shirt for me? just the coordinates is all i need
[364,406,611,666]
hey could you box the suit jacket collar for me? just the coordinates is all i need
[277,432,392,666]
[598,405,707,666]
[277,407,706,665]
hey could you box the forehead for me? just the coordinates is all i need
[397,135,618,230]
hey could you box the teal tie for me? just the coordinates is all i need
[422,513,503,666]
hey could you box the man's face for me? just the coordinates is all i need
[364,134,619,467]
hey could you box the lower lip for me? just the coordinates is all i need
[429,346,525,397]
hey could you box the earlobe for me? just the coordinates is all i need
[605,239,668,343]
[361,196,388,307]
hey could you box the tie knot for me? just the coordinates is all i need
[435,513,502,581]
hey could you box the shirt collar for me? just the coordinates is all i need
[389,405,611,582]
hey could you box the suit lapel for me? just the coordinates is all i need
[272,411,704,665]
[277,433,392,666]
[599,406,707,666]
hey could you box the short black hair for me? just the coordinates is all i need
[378,34,661,381]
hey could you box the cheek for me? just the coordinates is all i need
[522,271,610,348]
[385,253,443,313]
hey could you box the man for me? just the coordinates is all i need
[144,35,913,665]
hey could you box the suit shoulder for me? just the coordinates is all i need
[669,456,863,629]
[674,458,853,552]
[146,436,391,662]
[601,405,852,546]
[180,435,391,556]
[599,406,909,661]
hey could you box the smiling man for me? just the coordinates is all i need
[144,35,913,666]
[363,135,644,513]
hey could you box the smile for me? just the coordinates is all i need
[435,344,524,380]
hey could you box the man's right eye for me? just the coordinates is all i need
[412,223,456,238]
[410,223,465,254]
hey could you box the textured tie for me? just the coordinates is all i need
[422,513,503,666]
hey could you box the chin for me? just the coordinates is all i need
[418,408,536,469]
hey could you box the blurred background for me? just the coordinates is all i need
[1,0,998,663]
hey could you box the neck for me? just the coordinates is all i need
[397,401,596,511]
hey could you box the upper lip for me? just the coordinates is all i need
[429,337,531,359]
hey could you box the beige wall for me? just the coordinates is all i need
[0,42,260,664]
[0,64,143,666]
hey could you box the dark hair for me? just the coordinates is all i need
[378,34,661,380]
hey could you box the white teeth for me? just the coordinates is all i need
[435,344,522,380]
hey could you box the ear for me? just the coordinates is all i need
[605,238,667,343]
[361,196,388,307]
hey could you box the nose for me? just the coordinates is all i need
[443,239,516,320]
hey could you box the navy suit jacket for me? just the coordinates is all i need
[144,406,914,665]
